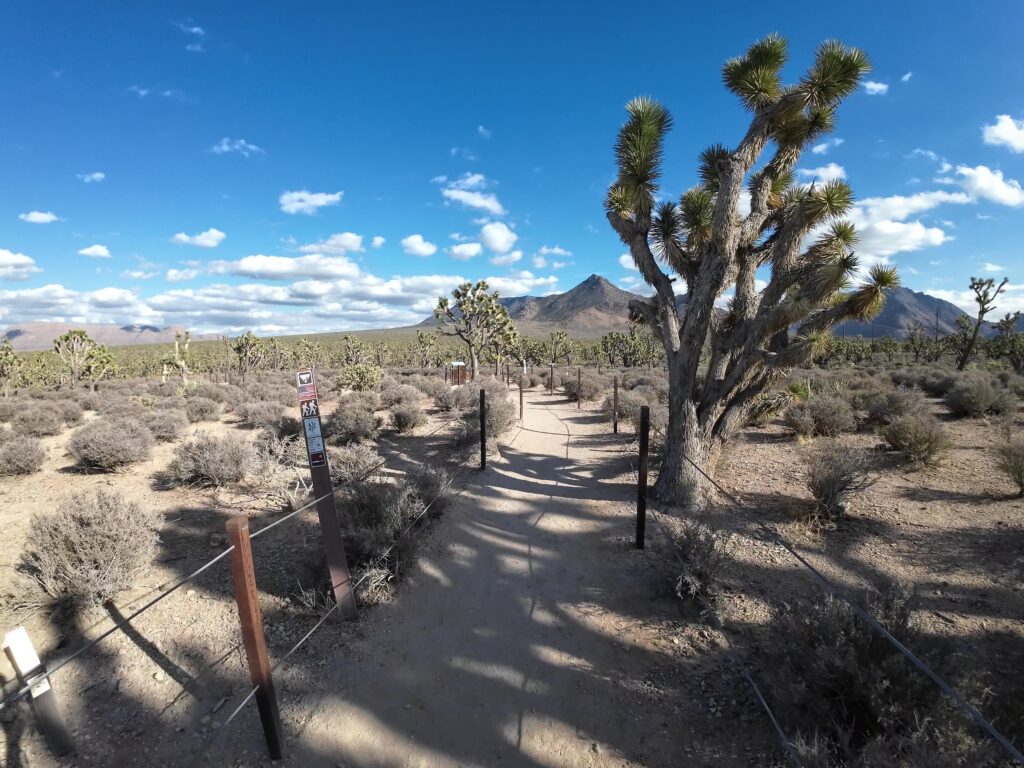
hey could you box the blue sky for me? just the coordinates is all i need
[3,1,1024,334]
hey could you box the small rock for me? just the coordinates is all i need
[153,671,166,683]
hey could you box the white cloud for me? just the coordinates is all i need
[537,245,572,257]
[478,125,492,139]
[982,115,1024,153]
[490,250,522,266]
[855,190,971,223]
[811,138,845,155]
[78,244,111,258]
[956,165,1024,207]
[797,162,846,182]
[171,227,226,248]
[901,72,913,82]
[480,221,517,253]
[484,270,557,296]
[450,146,477,161]
[983,262,1006,273]
[18,211,60,224]
[371,236,385,249]
[121,270,158,280]
[401,234,438,257]
[0,249,42,280]
[299,232,363,255]
[846,190,972,263]
[278,189,342,215]
[926,285,1024,316]
[211,137,264,157]
[77,171,105,183]
[618,253,637,271]
[449,242,483,260]
[864,81,889,95]
[532,254,547,269]
[437,173,505,216]
[166,268,201,282]
[208,254,360,280]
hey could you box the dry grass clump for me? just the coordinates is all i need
[390,402,426,433]
[379,382,422,409]
[68,418,155,470]
[185,396,222,423]
[12,409,64,437]
[405,374,447,399]
[880,413,950,466]
[328,443,382,485]
[19,489,161,606]
[145,409,189,442]
[58,400,84,426]
[859,388,926,427]
[803,439,872,525]
[663,521,731,623]
[0,399,18,423]
[0,436,45,476]
[164,433,257,487]
[993,438,1024,496]
[434,385,477,412]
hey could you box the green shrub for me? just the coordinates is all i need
[880,413,949,466]
[860,388,925,426]
[380,383,422,409]
[165,433,256,487]
[68,419,154,470]
[342,477,418,562]
[336,363,385,392]
[12,409,64,437]
[461,384,517,446]
[145,409,189,442]
[0,436,45,476]
[19,489,161,606]
[944,376,1016,417]
[323,394,381,444]
[390,402,426,433]
[405,374,447,399]
[994,438,1024,496]
[803,439,872,524]
[407,464,452,519]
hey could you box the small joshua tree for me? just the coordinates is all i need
[435,280,515,380]
[950,277,1008,371]
[85,344,113,390]
[606,36,897,506]
[162,331,191,385]
[232,330,266,382]
[416,330,438,368]
[53,329,97,389]
[0,339,21,397]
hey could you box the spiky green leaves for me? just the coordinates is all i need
[843,265,901,321]
[680,187,714,248]
[802,179,854,222]
[650,202,683,263]
[800,40,870,108]
[608,97,672,221]
[723,34,788,110]
[699,144,730,191]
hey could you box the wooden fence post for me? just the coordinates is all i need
[3,627,74,757]
[577,367,581,410]
[636,405,649,550]
[225,517,285,760]
[613,377,619,434]
[479,388,487,470]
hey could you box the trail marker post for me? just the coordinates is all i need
[613,377,619,434]
[636,405,650,550]
[577,367,581,410]
[479,388,487,470]
[3,627,73,757]
[225,518,285,760]
[295,368,356,618]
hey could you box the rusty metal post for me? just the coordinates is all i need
[225,518,285,760]
[636,405,649,549]
[3,627,73,757]
[479,388,487,471]
[577,367,581,409]
[613,377,619,434]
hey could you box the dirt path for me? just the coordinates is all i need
[201,390,772,767]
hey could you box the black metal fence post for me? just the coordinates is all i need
[613,377,619,434]
[636,405,649,549]
[479,388,487,470]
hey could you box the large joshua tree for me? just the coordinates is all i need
[607,36,899,506]
[435,280,514,380]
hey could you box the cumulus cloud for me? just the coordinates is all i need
[956,165,1024,206]
[983,262,1006,273]
[279,189,342,215]
[478,125,492,139]
[78,244,111,258]
[77,172,105,183]
[171,228,226,248]
[490,250,522,266]
[484,270,557,296]
[121,270,158,280]
[371,236,385,248]
[982,115,1024,153]
[926,284,1024,316]
[618,253,637,271]
[901,72,913,82]
[449,242,483,260]
[211,137,264,157]
[537,245,572,257]
[18,211,59,224]
[811,138,845,155]
[797,162,846,182]
[480,221,517,253]
[0,249,42,280]
[299,232,363,255]
[166,268,201,282]
[437,173,505,216]
[864,81,889,95]
[208,254,360,280]
[401,234,438,257]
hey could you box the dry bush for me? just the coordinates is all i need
[664,521,731,623]
[12,409,64,437]
[434,385,476,412]
[58,400,84,426]
[342,477,418,563]
[785,395,856,438]
[323,394,381,444]
[563,374,604,402]
[860,388,925,426]
[803,440,872,524]
[68,418,155,470]
[0,399,19,422]
[944,376,1016,418]
[19,489,161,606]
[379,382,422,409]
[328,443,382,485]
[880,413,949,466]
[185,396,222,423]
[165,433,257,487]
[186,381,229,402]
[406,374,447,399]
[145,409,189,442]
[460,383,517,446]
[407,464,452,519]
[994,438,1024,496]
[255,430,306,470]
[390,402,426,433]
[236,400,284,429]
[0,436,45,476]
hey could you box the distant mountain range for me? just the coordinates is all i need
[1,322,191,352]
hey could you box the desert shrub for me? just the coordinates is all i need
[765,581,997,767]
[343,477,418,562]
[19,489,161,606]
[784,395,856,438]
[58,400,84,425]
[944,376,1016,418]
[803,440,872,524]
[994,438,1024,496]
[68,418,154,470]
[563,374,604,402]
[745,388,797,426]
[328,443,382,485]
[185,396,221,423]
[919,370,959,397]
[94,395,139,418]
[12,409,64,437]
[236,400,284,429]
[390,402,426,433]
[165,433,256,487]
[860,388,925,426]
[434,385,477,412]
[186,381,228,403]
[783,401,816,438]
[880,413,949,466]
[406,374,447,399]
[0,400,17,422]
[380,383,422,409]
[0,436,45,476]
[323,394,381,444]
[461,385,517,446]
[665,522,731,623]
[145,409,189,442]
[407,464,452,519]
[75,391,101,411]
[336,363,384,392]
[155,395,188,411]
[255,430,307,469]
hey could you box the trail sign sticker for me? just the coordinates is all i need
[298,383,317,400]
[303,418,321,438]
[306,435,324,453]
[308,451,326,467]
[298,371,313,386]
[300,400,320,418]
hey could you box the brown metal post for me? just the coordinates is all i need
[577,367,581,409]
[479,388,487,471]
[613,377,619,434]
[225,518,285,760]
[3,627,74,757]
[296,369,356,617]
[636,405,649,549]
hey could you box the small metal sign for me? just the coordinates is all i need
[296,369,326,468]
